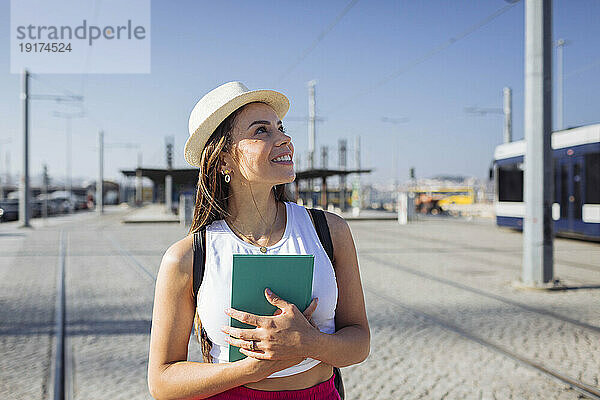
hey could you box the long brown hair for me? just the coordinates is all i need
[187,102,292,362]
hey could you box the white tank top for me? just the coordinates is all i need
[195,201,338,378]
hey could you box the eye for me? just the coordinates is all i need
[254,126,267,135]
[279,125,286,133]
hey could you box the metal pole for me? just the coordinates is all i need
[19,68,31,227]
[5,151,10,187]
[97,130,103,215]
[556,38,565,130]
[307,80,317,206]
[42,164,48,221]
[165,137,173,213]
[352,136,361,216]
[321,146,328,169]
[308,80,316,170]
[503,87,513,143]
[522,0,554,286]
[394,136,399,194]
[136,152,143,205]
[165,175,172,213]
[338,139,347,211]
[0,149,3,200]
[66,117,72,213]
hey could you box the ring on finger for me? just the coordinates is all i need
[250,340,256,351]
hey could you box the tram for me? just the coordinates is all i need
[493,123,600,241]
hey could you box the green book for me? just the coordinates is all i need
[229,254,314,362]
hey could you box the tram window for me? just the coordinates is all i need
[498,164,523,202]
[585,153,600,204]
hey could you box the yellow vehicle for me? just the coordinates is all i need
[437,189,475,207]
[413,187,475,214]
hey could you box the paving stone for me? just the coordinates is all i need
[1,209,598,399]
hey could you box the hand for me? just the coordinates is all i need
[240,354,308,382]
[221,288,319,361]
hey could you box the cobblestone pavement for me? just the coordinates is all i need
[0,208,598,399]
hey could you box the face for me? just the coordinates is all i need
[221,102,295,186]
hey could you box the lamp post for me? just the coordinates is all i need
[0,138,10,200]
[381,117,409,196]
[53,111,84,212]
[555,38,570,130]
[101,140,140,213]
[464,86,513,144]
[19,69,83,227]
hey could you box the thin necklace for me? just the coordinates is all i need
[225,202,280,253]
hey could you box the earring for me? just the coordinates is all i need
[223,169,231,183]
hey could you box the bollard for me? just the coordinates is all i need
[398,192,415,225]
[398,192,408,225]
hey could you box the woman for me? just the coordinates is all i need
[147,82,370,399]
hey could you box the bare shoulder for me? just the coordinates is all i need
[158,234,195,284]
[321,211,354,263]
[322,210,351,238]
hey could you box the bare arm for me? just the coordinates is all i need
[307,212,371,367]
[147,237,296,400]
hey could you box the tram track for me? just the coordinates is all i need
[43,209,154,400]
[369,223,600,274]
[103,233,157,283]
[364,285,600,400]
[365,225,600,286]
[50,230,74,400]
[48,224,152,400]
[90,224,600,399]
[361,252,600,334]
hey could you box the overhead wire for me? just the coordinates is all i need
[275,0,360,85]
[565,57,600,79]
[330,0,522,113]
[79,0,102,104]
[30,73,106,130]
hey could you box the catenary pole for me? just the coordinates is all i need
[19,68,31,227]
[522,0,554,285]
[503,87,513,143]
[556,38,566,130]
[308,80,316,170]
[97,130,104,215]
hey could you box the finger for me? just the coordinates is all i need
[307,316,317,328]
[264,288,292,311]
[239,347,270,360]
[302,297,319,318]
[224,336,260,351]
[225,308,262,327]
[220,326,259,341]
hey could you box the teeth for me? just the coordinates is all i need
[272,155,291,162]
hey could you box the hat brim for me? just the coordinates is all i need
[184,89,290,168]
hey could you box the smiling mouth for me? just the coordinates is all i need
[270,154,293,164]
[271,158,294,165]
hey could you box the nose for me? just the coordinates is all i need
[275,130,292,148]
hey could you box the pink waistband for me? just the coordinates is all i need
[207,372,340,400]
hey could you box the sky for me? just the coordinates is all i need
[1,0,599,188]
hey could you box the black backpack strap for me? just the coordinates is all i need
[192,226,213,360]
[307,208,334,264]
[306,208,344,399]
[192,226,207,303]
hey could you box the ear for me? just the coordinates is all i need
[219,155,229,173]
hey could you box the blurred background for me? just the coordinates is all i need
[1,1,599,399]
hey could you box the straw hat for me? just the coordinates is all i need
[185,81,290,168]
